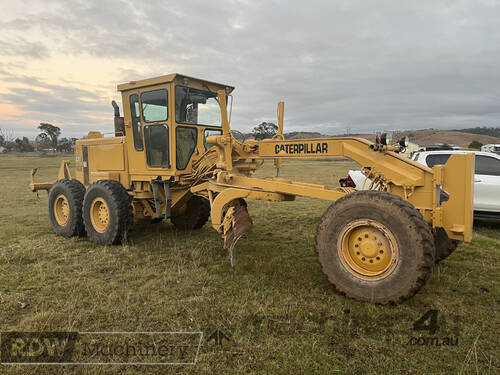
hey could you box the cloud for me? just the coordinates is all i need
[1,0,500,138]
[0,71,113,137]
[0,39,50,59]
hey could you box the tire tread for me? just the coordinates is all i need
[315,190,435,304]
[48,179,86,237]
[83,180,132,245]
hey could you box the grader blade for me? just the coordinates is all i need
[222,200,253,267]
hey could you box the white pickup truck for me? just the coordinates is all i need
[340,150,500,218]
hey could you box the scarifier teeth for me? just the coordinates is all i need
[222,200,253,267]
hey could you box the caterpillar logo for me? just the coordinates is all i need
[275,142,328,155]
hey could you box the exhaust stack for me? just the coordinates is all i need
[112,100,125,136]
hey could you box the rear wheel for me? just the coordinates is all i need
[315,190,435,304]
[171,195,210,230]
[434,228,459,263]
[83,180,132,245]
[48,179,85,237]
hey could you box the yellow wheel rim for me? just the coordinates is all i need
[54,194,70,226]
[90,197,110,233]
[337,219,399,281]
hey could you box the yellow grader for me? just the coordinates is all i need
[30,73,474,304]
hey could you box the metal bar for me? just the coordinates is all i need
[217,90,232,170]
[274,101,284,176]
[163,178,172,219]
[151,180,164,219]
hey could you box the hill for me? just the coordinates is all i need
[454,126,500,138]
[285,131,324,139]
[341,129,500,148]
[387,130,500,148]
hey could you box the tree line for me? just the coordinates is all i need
[0,121,278,154]
[0,123,76,153]
[4,121,492,154]
[455,126,500,138]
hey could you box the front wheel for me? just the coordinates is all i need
[315,191,435,304]
[83,180,132,245]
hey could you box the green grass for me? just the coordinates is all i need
[0,154,498,374]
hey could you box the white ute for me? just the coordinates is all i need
[340,150,500,218]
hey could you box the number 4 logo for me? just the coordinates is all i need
[413,309,440,334]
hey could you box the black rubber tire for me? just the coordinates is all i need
[48,179,86,237]
[171,195,210,230]
[83,180,133,245]
[315,190,435,304]
[434,228,459,264]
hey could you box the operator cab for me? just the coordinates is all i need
[117,73,233,177]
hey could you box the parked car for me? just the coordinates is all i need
[339,150,500,218]
[481,144,500,155]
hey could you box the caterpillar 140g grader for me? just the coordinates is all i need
[30,73,474,304]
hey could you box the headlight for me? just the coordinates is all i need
[399,136,409,147]
[383,133,392,145]
[376,133,392,145]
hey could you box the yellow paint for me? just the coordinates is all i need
[338,219,398,280]
[90,197,110,233]
[53,194,70,226]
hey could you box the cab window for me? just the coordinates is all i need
[175,86,221,126]
[475,155,500,176]
[204,129,222,150]
[141,89,168,122]
[176,126,197,170]
[144,124,169,168]
[130,94,143,151]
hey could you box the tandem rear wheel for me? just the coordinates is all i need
[82,180,133,245]
[315,190,435,304]
[48,179,86,237]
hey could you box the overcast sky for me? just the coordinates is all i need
[1,0,499,139]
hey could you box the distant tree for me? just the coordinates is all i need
[35,134,52,151]
[0,128,15,143]
[37,123,61,150]
[468,140,483,150]
[58,137,77,153]
[13,137,34,152]
[456,126,500,138]
[0,135,4,147]
[4,142,14,152]
[252,122,278,140]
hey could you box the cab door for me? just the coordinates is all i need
[139,88,171,170]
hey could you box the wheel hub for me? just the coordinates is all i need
[90,197,110,233]
[338,219,398,280]
[54,194,70,226]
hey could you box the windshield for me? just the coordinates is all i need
[175,86,222,126]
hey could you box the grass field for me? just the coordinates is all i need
[0,154,499,374]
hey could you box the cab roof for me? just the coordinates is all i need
[117,73,234,93]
